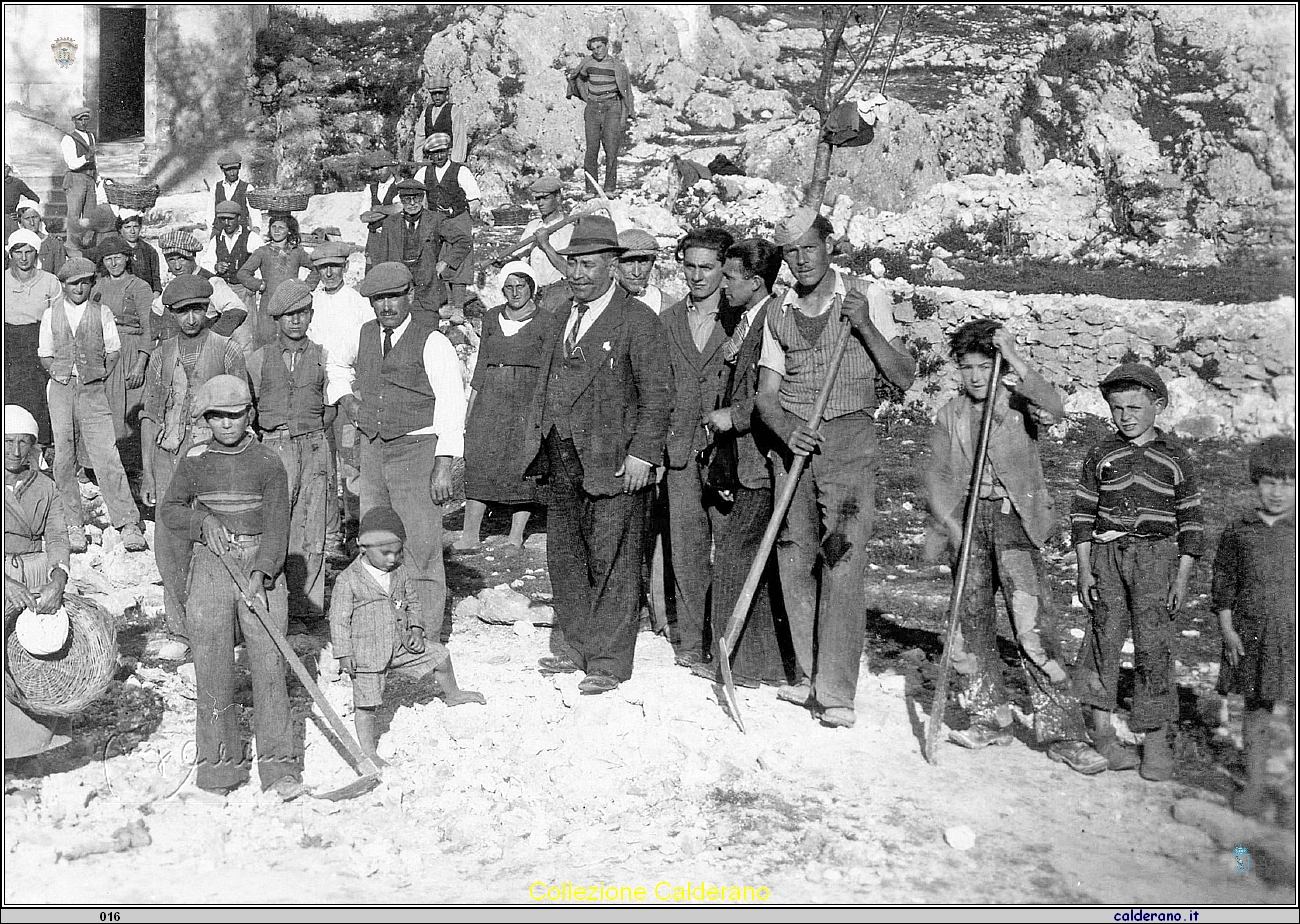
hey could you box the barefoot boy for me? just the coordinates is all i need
[329,507,484,764]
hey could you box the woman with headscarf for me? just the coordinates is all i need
[93,233,153,475]
[235,212,319,347]
[456,261,559,550]
[14,206,68,279]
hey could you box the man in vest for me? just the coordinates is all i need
[755,208,915,729]
[411,72,468,165]
[154,231,252,355]
[37,257,148,553]
[199,201,264,313]
[247,280,331,620]
[369,178,470,318]
[141,274,248,658]
[415,132,479,315]
[522,215,673,694]
[338,262,465,644]
[364,151,401,209]
[60,107,98,234]
[573,36,635,196]
[213,151,260,233]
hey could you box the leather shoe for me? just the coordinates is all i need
[538,655,581,675]
[1047,739,1109,775]
[820,707,856,728]
[690,660,759,689]
[776,681,813,706]
[948,722,1014,749]
[674,650,707,669]
[578,671,620,695]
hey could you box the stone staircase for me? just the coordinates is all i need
[8,139,147,230]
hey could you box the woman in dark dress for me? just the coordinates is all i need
[457,261,557,550]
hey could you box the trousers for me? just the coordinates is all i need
[62,172,97,231]
[47,377,140,530]
[583,98,626,193]
[260,429,329,618]
[665,461,729,658]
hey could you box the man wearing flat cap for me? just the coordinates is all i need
[755,208,915,729]
[411,70,469,165]
[415,132,481,314]
[247,279,332,619]
[60,107,98,233]
[336,261,467,644]
[212,151,260,233]
[142,272,248,656]
[38,257,148,554]
[152,230,252,354]
[199,200,264,312]
[519,175,575,309]
[522,214,672,695]
[5,229,63,448]
[369,177,470,316]
[572,35,635,195]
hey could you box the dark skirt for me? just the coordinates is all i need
[464,363,540,504]
[4,322,52,444]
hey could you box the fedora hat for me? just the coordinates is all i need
[558,214,625,257]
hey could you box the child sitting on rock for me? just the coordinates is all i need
[329,507,484,765]
[1213,435,1295,820]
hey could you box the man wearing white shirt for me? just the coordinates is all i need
[60,108,98,232]
[415,132,480,313]
[199,202,264,311]
[212,151,261,233]
[309,242,373,552]
[755,209,915,729]
[37,257,147,552]
[338,262,466,644]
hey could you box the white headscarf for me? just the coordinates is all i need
[497,260,539,296]
[4,404,40,437]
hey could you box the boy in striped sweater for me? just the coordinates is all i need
[1071,363,1204,782]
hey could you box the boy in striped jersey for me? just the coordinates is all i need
[1071,363,1204,781]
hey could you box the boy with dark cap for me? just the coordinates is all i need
[142,273,248,658]
[572,36,635,195]
[60,107,97,233]
[331,506,484,765]
[247,280,331,621]
[159,373,301,798]
[212,151,260,233]
[37,257,148,553]
[1072,362,1204,781]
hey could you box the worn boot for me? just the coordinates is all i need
[1139,723,1175,782]
[1089,708,1140,771]
[1232,707,1269,817]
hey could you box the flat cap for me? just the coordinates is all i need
[117,212,143,227]
[191,374,251,419]
[363,150,398,169]
[214,200,244,217]
[70,106,91,120]
[617,229,659,257]
[159,230,203,255]
[267,279,314,318]
[359,506,407,545]
[357,262,413,299]
[395,177,427,196]
[58,257,96,283]
[773,206,820,247]
[4,404,39,438]
[529,175,563,195]
[162,274,214,309]
[95,233,132,259]
[310,241,350,265]
[6,229,42,252]
[423,132,452,152]
[360,209,389,225]
[587,35,609,48]
[1099,362,1168,402]
[216,151,242,168]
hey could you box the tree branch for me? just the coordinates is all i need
[814,7,853,119]
[831,5,890,109]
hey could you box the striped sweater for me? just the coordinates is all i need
[1070,430,1204,557]
[159,433,290,579]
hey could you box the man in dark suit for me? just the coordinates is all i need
[369,177,471,317]
[524,215,672,695]
[661,227,734,668]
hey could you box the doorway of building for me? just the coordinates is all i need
[97,7,146,142]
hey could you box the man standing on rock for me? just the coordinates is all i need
[370,178,470,317]
[523,215,672,695]
[337,262,466,644]
[572,35,635,196]
[756,209,915,729]
[60,107,97,234]
[411,72,469,166]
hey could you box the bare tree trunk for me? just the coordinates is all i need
[804,139,835,209]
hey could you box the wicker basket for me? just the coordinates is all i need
[492,205,532,227]
[4,595,118,717]
[102,178,160,210]
[247,188,311,212]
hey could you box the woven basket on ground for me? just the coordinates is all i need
[247,189,311,212]
[4,595,118,717]
[102,178,160,210]
[492,205,532,227]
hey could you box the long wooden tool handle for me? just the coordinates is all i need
[214,549,378,777]
[720,312,855,656]
[923,351,1003,765]
[496,212,585,263]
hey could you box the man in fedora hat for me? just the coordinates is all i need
[523,213,672,695]
[60,107,98,233]
[411,71,469,165]
[368,177,470,316]
[213,150,260,233]
[572,35,635,195]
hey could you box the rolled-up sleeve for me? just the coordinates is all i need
[423,331,466,457]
